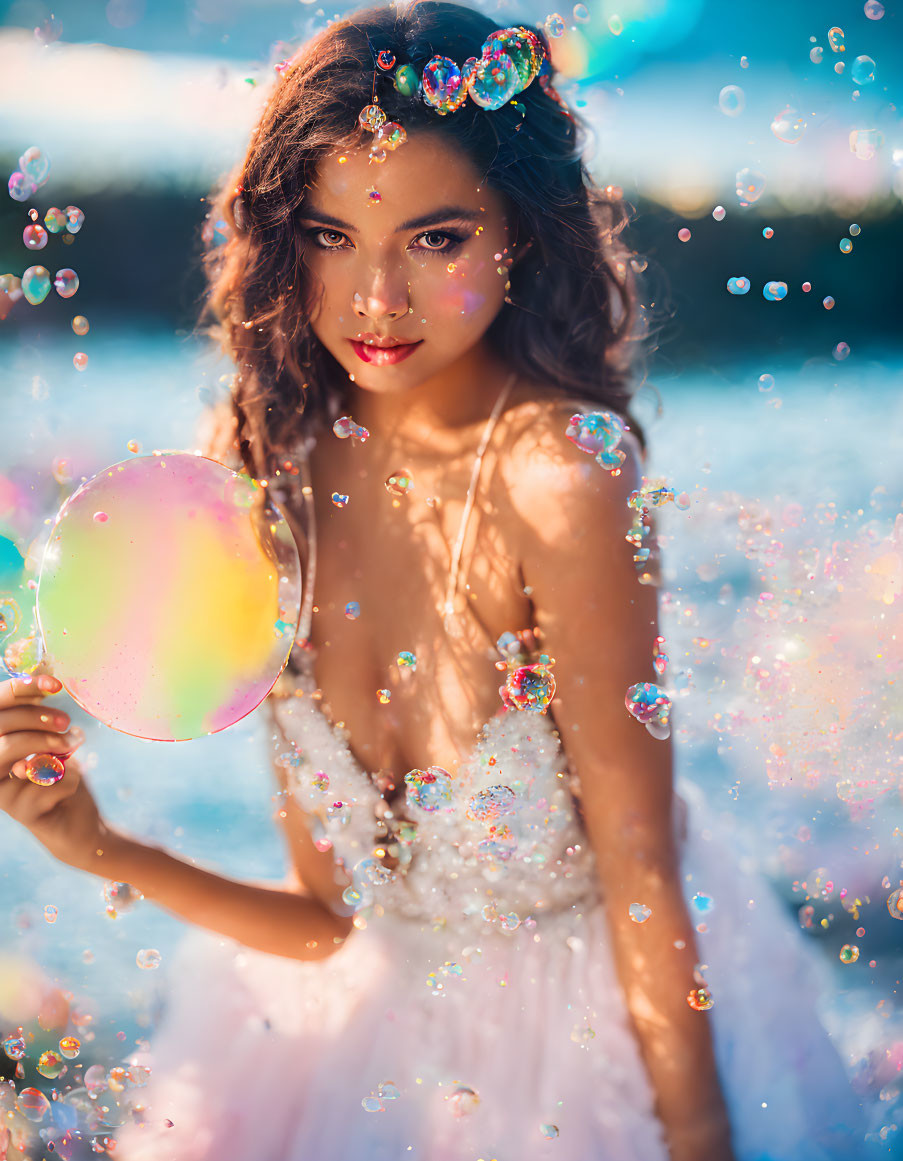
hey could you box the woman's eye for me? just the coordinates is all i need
[308,225,464,255]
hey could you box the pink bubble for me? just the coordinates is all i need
[802,281,811,292]
[93,512,109,523]
[73,352,89,371]
[677,227,691,242]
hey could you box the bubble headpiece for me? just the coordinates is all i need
[357,25,555,164]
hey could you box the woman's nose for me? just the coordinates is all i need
[352,271,410,323]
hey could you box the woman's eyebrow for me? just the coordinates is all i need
[299,205,482,233]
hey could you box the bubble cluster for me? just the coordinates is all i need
[7,146,51,202]
[466,784,517,823]
[727,276,750,295]
[564,410,627,472]
[625,681,672,739]
[501,661,556,712]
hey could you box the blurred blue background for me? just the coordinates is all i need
[0,0,901,1153]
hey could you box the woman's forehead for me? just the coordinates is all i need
[307,132,505,226]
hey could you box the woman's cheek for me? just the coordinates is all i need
[427,255,504,327]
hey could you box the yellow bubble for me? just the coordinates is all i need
[71,315,89,336]
[59,1035,81,1059]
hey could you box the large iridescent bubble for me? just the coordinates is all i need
[480,28,541,93]
[421,56,469,114]
[467,50,520,110]
[36,453,302,741]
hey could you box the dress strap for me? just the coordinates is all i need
[442,372,517,635]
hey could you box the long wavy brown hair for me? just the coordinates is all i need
[197,0,648,481]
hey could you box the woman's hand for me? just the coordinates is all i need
[0,674,110,872]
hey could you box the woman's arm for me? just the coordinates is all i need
[508,412,736,1161]
[87,828,354,962]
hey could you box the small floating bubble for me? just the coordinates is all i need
[23,224,47,249]
[839,238,853,253]
[809,46,824,64]
[677,227,691,242]
[735,168,766,204]
[834,61,845,74]
[823,295,835,310]
[727,276,750,295]
[136,948,161,970]
[770,106,806,143]
[740,55,749,68]
[72,314,89,335]
[839,944,859,963]
[628,902,652,923]
[573,3,589,21]
[851,55,876,84]
[73,352,89,371]
[718,85,745,116]
[833,341,851,360]
[849,223,861,236]
[712,205,726,221]
[345,601,361,620]
[802,281,811,292]
[828,27,845,53]
[758,374,775,392]
[762,227,774,239]
[763,281,788,301]
[864,1,884,19]
[331,493,349,507]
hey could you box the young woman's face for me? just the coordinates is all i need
[299,131,514,395]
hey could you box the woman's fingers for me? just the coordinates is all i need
[0,729,82,771]
[0,674,62,708]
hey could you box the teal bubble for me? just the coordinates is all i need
[468,51,519,110]
[851,55,876,85]
[726,276,750,295]
[763,281,788,301]
[22,265,51,305]
[839,238,853,253]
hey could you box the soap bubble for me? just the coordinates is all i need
[677,227,691,242]
[802,281,811,292]
[502,662,556,712]
[809,46,823,64]
[718,85,745,116]
[54,268,79,298]
[43,904,59,923]
[828,27,845,53]
[833,341,851,360]
[763,281,788,301]
[385,470,414,498]
[481,29,542,93]
[726,276,750,295]
[762,227,774,239]
[404,766,454,812]
[758,374,775,392]
[17,1087,51,1122]
[849,223,861,236]
[466,784,517,823]
[421,56,468,114]
[332,416,368,442]
[20,145,51,187]
[72,315,90,335]
[770,107,806,143]
[136,948,161,969]
[448,1086,480,1117]
[686,986,714,1011]
[735,168,766,204]
[25,754,65,786]
[839,944,859,963]
[35,453,302,741]
[625,681,671,725]
[73,352,89,371]
[2,1034,26,1060]
[37,1049,65,1078]
[886,887,903,919]
[544,13,566,37]
[8,171,35,201]
[44,206,67,234]
[564,410,626,471]
[358,104,386,133]
[849,128,882,160]
[864,1,884,18]
[344,600,360,619]
[59,1035,81,1059]
[23,224,47,249]
[65,206,85,234]
[541,1124,560,1139]
[839,238,853,254]
[573,4,589,21]
[331,492,349,507]
[823,295,835,309]
[835,61,845,75]
[608,13,624,34]
[851,55,876,84]
[712,205,726,221]
[468,51,520,110]
[629,902,652,923]
[22,265,51,305]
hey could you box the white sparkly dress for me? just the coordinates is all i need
[114,396,869,1161]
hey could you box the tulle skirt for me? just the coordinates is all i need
[113,778,869,1161]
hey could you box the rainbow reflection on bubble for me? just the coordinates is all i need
[36,453,302,741]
